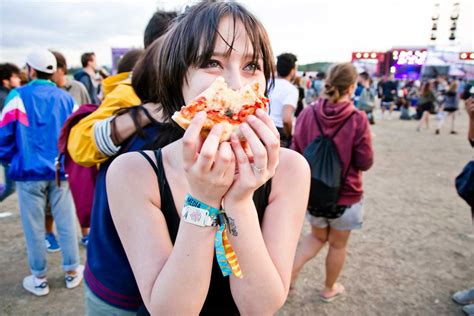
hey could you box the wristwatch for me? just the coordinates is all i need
[182,205,219,227]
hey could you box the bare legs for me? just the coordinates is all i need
[436,112,457,134]
[291,225,351,297]
[291,226,328,287]
[417,111,430,131]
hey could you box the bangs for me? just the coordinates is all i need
[194,8,265,70]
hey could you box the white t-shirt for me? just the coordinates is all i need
[268,78,298,128]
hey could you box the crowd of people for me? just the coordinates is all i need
[293,71,472,133]
[0,0,473,315]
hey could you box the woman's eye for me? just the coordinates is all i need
[205,60,222,69]
[244,62,261,72]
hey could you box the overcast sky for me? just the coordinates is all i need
[0,0,473,68]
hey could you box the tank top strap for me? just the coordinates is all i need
[137,151,160,177]
[137,149,179,242]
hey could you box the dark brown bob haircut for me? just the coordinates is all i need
[132,1,275,122]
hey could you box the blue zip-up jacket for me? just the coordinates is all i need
[0,79,77,181]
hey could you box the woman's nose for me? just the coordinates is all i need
[224,67,243,91]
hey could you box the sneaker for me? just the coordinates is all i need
[451,130,458,135]
[453,288,474,305]
[23,275,49,296]
[80,235,89,247]
[435,129,440,135]
[45,232,60,253]
[65,264,84,289]
[464,304,474,316]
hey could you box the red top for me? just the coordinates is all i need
[291,98,374,205]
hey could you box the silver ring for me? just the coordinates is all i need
[252,165,265,173]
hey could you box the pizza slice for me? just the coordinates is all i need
[172,77,269,141]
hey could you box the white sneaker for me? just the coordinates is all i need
[23,275,49,296]
[65,264,84,289]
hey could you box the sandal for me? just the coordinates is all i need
[320,283,345,303]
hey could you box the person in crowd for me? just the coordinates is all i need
[85,2,310,315]
[357,72,375,124]
[290,62,374,302]
[68,10,177,168]
[51,51,91,106]
[305,75,315,104]
[435,80,460,135]
[294,76,305,117]
[268,53,298,148]
[312,72,326,100]
[416,81,437,132]
[74,52,99,104]
[452,96,474,315]
[301,72,309,95]
[379,74,397,120]
[0,63,21,201]
[0,50,82,296]
[42,51,91,252]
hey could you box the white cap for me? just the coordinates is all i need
[26,50,57,74]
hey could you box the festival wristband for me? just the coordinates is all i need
[214,210,243,279]
[182,194,242,278]
[182,194,219,227]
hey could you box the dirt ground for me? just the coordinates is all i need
[1,108,473,315]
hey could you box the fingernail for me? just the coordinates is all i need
[196,111,206,119]
[247,115,256,122]
[256,108,265,116]
[240,123,249,131]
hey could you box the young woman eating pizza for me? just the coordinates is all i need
[104,1,310,315]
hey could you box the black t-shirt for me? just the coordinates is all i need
[381,81,397,102]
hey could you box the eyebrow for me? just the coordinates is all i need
[211,52,259,59]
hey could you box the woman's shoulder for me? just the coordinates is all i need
[275,148,310,178]
[107,151,158,186]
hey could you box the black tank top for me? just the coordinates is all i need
[137,149,271,315]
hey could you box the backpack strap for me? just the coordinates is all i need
[311,103,325,137]
[329,110,357,139]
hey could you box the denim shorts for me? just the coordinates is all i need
[307,201,364,231]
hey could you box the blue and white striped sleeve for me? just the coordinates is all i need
[93,116,121,157]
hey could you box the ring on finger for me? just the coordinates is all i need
[252,164,266,173]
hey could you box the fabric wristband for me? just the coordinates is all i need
[183,194,242,278]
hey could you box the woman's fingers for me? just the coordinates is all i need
[246,115,280,170]
[239,121,268,172]
[182,112,207,169]
[196,123,223,172]
[212,141,235,177]
[256,108,280,138]
[230,133,253,175]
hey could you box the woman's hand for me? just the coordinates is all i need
[226,109,280,203]
[182,112,236,209]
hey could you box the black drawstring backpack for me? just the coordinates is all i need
[303,103,355,219]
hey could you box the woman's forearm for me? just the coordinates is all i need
[225,198,287,314]
[147,222,216,314]
[111,109,150,145]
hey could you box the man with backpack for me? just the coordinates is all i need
[74,52,99,104]
[290,63,373,302]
